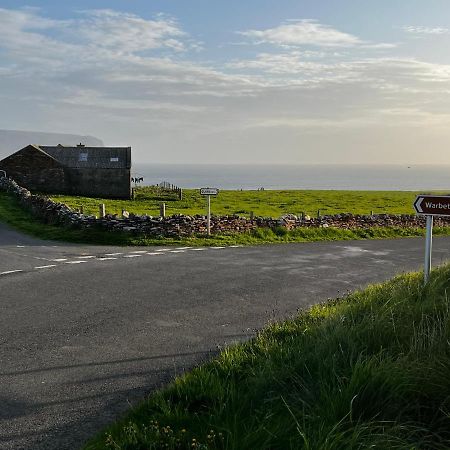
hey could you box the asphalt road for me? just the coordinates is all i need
[1,221,449,449]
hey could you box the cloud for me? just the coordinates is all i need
[239,19,361,47]
[1,8,450,164]
[403,26,449,35]
[226,51,360,86]
[246,107,450,131]
[0,7,200,70]
[73,9,193,53]
[1,8,449,106]
[0,7,232,97]
[225,44,450,95]
[238,19,394,49]
[0,8,79,68]
[351,58,450,86]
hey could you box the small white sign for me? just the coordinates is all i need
[200,187,219,196]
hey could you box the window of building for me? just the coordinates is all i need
[110,157,119,162]
[79,152,88,162]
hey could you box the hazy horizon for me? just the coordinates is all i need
[1,1,450,165]
[136,162,450,167]
[133,162,450,191]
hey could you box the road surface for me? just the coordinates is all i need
[0,221,449,449]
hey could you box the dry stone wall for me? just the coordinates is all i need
[1,176,448,237]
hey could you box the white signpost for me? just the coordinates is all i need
[200,188,219,235]
[413,195,450,284]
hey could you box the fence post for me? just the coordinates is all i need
[160,202,166,218]
[79,205,84,214]
[317,209,321,219]
[99,204,106,218]
[179,188,183,201]
[250,211,254,220]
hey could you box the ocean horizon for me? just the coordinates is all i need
[132,163,450,191]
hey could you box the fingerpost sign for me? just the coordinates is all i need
[200,187,219,235]
[414,195,450,284]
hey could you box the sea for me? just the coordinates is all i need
[132,164,450,191]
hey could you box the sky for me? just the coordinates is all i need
[1,1,450,165]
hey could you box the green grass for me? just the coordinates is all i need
[84,265,450,450]
[0,191,127,244]
[2,190,450,246]
[51,187,431,218]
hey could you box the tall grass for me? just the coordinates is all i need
[84,265,450,449]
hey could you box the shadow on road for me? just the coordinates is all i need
[0,348,218,450]
[0,351,214,377]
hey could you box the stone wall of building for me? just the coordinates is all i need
[0,145,67,194]
[1,176,449,238]
[0,145,131,199]
[66,168,131,199]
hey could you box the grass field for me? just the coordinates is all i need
[2,189,450,246]
[5,190,450,247]
[51,187,426,218]
[83,265,450,449]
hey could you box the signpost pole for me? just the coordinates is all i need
[207,195,211,236]
[424,215,433,284]
[200,188,218,237]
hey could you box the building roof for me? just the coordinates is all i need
[38,144,131,169]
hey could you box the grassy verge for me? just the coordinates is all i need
[51,187,431,218]
[84,265,450,450]
[0,192,128,245]
[2,191,450,246]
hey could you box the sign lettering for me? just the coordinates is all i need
[414,195,450,217]
[200,187,219,196]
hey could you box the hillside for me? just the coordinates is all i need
[0,129,103,159]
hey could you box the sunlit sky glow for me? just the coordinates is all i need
[1,0,450,164]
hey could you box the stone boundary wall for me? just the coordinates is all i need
[1,176,449,237]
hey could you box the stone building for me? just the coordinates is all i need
[0,144,132,198]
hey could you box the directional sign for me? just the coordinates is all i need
[200,187,219,196]
[200,188,219,235]
[414,195,450,216]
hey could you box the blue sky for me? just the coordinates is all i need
[1,1,450,164]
